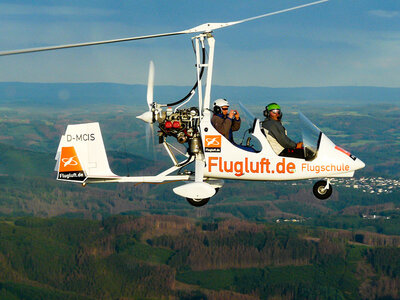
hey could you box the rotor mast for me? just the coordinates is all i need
[203,34,215,117]
[192,33,215,118]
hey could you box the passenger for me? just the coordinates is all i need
[211,98,241,142]
[261,102,304,158]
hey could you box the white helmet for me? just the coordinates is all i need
[213,98,229,114]
[214,98,229,108]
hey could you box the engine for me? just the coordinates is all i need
[157,107,201,154]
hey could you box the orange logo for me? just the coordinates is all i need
[205,135,221,147]
[59,147,83,172]
[205,135,221,153]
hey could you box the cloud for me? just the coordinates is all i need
[368,10,400,19]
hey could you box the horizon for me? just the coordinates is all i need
[2,81,400,89]
[1,82,399,106]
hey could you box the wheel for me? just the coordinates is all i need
[313,180,332,200]
[186,197,210,207]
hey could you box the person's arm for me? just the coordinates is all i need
[268,122,297,149]
[231,118,241,132]
[229,110,241,132]
[211,115,232,138]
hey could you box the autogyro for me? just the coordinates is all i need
[0,0,365,206]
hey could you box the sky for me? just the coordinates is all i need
[0,0,400,87]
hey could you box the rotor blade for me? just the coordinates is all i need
[0,0,328,57]
[229,0,329,27]
[185,0,329,33]
[0,31,187,56]
[147,60,155,108]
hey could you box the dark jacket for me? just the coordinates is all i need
[211,113,241,141]
[262,118,296,149]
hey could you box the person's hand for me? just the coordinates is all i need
[228,110,235,119]
[234,110,240,119]
[296,142,303,149]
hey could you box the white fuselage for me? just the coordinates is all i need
[201,112,365,181]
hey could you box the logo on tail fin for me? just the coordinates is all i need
[62,156,79,167]
[58,147,86,181]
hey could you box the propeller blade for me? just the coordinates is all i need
[0,0,328,57]
[150,123,156,161]
[141,62,157,155]
[147,61,155,108]
[144,123,157,160]
[145,123,151,152]
[137,61,156,124]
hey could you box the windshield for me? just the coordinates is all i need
[237,101,262,151]
[299,112,321,161]
[233,104,322,159]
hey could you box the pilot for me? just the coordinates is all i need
[211,98,241,142]
[262,103,303,158]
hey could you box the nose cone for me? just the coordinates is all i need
[136,111,153,124]
[354,157,365,170]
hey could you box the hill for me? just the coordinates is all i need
[0,143,54,178]
[1,82,400,108]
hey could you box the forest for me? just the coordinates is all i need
[1,215,400,299]
[1,88,400,299]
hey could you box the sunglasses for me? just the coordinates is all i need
[271,109,281,114]
[221,107,229,110]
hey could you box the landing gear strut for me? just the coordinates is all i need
[313,179,332,200]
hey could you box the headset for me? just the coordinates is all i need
[213,98,229,114]
[213,106,222,114]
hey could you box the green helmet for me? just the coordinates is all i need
[267,103,281,111]
[264,102,282,119]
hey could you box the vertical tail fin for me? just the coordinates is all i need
[55,122,116,182]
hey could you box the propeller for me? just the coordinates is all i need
[0,0,328,57]
[147,60,154,109]
[137,61,155,124]
[137,61,157,154]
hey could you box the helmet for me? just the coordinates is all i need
[264,102,282,119]
[266,103,280,111]
[213,98,229,114]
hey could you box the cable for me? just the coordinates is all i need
[166,42,206,106]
